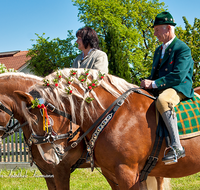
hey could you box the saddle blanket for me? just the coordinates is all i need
[174,93,200,139]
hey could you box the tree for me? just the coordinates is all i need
[72,0,166,83]
[175,17,200,87]
[27,31,79,77]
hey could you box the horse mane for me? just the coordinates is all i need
[0,71,42,81]
[30,68,138,124]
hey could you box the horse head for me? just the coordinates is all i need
[14,88,84,166]
[0,73,42,139]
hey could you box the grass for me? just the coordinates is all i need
[0,168,111,190]
[171,173,200,190]
[0,168,200,189]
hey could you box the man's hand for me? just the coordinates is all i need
[140,79,153,89]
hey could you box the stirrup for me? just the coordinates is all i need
[163,146,177,165]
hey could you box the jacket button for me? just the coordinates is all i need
[165,68,168,71]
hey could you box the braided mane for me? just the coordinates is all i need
[30,68,138,124]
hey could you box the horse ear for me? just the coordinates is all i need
[14,91,34,105]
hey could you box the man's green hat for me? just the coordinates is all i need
[153,11,176,27]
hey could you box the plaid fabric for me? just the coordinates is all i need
[174,94,200,136]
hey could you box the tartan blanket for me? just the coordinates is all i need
[174,93,200,139]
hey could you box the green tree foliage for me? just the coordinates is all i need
[175,17,200,87]
[27,31,79,77]
[72,0,166,83]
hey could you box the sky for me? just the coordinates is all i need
[1,0,199,53]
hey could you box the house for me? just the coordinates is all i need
[0,50,33,74]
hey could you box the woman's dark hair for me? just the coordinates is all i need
[76,27,99,49]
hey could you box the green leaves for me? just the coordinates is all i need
[176,17,200,87]
[27,31,79,77]
[73,0,165,84]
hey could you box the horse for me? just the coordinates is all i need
[14,68,200,190]
[0,72,88,190]
[0,72,164,190]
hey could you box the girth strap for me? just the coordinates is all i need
[140,114,168,182]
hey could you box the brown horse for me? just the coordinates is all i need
[14,68,200,190]
[0,72,166,190]
[0,72,88,190]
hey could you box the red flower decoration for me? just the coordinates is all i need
[59,75,62,78]
[47,83,50,86]
[88,86,92,90]
[40,104,45,109]
[37,105,41,108]
[92,83,95,87]
[98,71,105,79]
[68,81,71,84]
[69,90,72,94]
[86,73,89,75]
[81,79,85,82]
[55,83,58,87]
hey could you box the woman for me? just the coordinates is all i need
[72,27,108,74]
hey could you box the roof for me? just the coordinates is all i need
[0,51,31,70]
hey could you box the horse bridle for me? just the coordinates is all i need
[0,99,80,159]
[0,101,29,139]
[26,99,81,159]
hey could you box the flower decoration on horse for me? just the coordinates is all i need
[31,98,50,132]
[41,69,106,103]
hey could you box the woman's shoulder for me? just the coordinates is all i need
[92,49,107,57]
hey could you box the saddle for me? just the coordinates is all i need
[175,93,200,139]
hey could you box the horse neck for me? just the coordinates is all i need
[73,86,118,134]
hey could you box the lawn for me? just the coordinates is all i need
[0,167,199,189]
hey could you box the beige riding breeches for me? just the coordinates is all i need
[156,88,186,115]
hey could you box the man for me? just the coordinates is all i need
[141,11,194,164]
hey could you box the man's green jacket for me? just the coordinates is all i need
[149,37,194,98]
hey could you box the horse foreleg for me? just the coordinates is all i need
[43,178,56,190]
[115,164,140,190]
[156,177,171,190]
[101,168,120,190]
[38,169,56,190]
[52,164,71,190]
[139,180,148,190]
[155,177,164,190]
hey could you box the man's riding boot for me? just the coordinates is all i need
[161,110,185,164]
